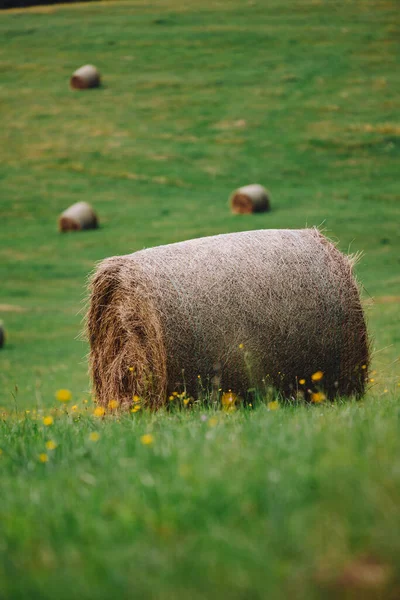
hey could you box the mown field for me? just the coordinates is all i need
[0,0,399,598]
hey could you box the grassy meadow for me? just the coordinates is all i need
[0,0,399,597]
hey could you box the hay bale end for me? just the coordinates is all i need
[230,184,271,214]
[70,65,101,90]
[59,201,98,233]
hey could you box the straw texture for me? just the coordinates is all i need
[87,229,369,409]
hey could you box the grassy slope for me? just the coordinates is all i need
[0,0,399,404]
[0,0,399,597]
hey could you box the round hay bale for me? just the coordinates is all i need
[59,202,98,233]
[0,323,4,349]
[87,228,369,409]
[70,65,101,90]
[230,184,271,214]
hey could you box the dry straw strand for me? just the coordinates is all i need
[87,228,369,409]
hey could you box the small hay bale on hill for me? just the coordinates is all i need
[87,229,369,409]
[230,184,271,214]
[59,202,98,233]
[70,65,101,90]
[0,323,4,349]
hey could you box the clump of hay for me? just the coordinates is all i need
[87,228,369,409]
[70,65,101,90]
[59,202,98,233]
[230,184,271,214]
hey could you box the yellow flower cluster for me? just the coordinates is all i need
[168,391,192,406]
[131,395,142,413]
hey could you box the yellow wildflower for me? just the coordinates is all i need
[89,432,100,442]
[383,389,388,393]
[43,416,53,426]
[311,371,324,382]
[25,410,30,414]
[140,434,154,446]
[128,367,134,372]
[71,405,78,412]
[93,406,105,417]
[299,379,306,385]
[361,364,367,370]
[38,453,48,463]
[173,392,178,397]
[222,392,236,407]
[267,400,279,411]
[83,399,88,404]
[56,389,72,402]
[108,400,119,410]
[183,398,190,406]
[370,378,375,383]
[208,417,218,428]
[45,440,57,450]
[133,395,141,404]
[131,405,141,413]
[311,392,326,403]
[239,343,244,349]
[168,395,174,401]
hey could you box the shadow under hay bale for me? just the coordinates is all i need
[87,229,369,409]
[59,202,98,233]
[230,184,271,214]
[70,65,101,90]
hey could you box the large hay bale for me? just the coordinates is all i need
[87,229,369,409]
[230,184,271,214]
[59,201,98,233]
[70,65,101,90]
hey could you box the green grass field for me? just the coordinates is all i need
[0,0,399,597]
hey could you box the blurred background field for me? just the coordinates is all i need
[0,2,400,598]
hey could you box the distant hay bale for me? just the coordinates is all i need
[59,202,98,233]
[87,229,369,409]
[230,184,271,214]
[70,65,101,90]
